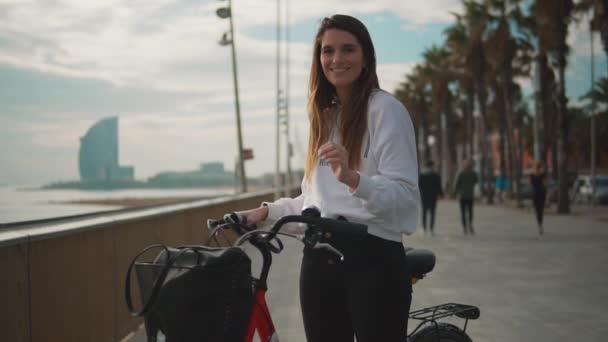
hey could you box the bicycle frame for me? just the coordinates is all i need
[204,213,365,342]
[239,231,280,342]
[244,287,279,342]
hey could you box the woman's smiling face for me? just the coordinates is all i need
[320,28,364,92]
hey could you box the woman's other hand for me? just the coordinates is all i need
[318,142,360,191]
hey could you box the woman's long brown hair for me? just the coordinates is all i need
[305,14,380,181]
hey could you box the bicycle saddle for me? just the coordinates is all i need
[405,248,436,276]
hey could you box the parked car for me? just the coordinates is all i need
[573,175,608,205]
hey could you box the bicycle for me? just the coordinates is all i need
[128,207,479,341]
[206,207,480,342]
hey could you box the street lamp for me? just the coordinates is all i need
[275,0,293,199]
[217,0,247,193]
[275,0,282,199]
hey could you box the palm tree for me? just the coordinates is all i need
[524,5,560,178]
[485,0,534,205]
[579,76,608,159]
[422,45,459,185]
[581,76,608,105]
[576,1,608,201]
[535,0,575,213]
[444,16,476,160]
[456,0,493,199]
[536,52,559,173]
[576,0,608,73]
[394,67,434,162]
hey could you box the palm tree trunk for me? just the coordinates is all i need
[538,51,552,167]
[419,99,431,162]
[498,97,508,192]
[557,58,570,213]
[446,91,458,190]
[476,78,490,201]
[502,70,521,206]
[467,86,476,158]
[460,99,469,160]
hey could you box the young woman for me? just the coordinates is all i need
[529,161,547,235]
[237,14,419,341]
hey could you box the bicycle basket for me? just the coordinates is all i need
[125,245,254,342]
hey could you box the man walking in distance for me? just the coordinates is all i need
[453,159,478,235]
[419,160,443,236]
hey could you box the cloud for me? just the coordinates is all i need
[233,0,461,27]
[377,62,416,94]
[0,0,459,91]
[0,0,459,185]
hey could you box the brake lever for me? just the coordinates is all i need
[313,243,345,261]
[264,234,284,254]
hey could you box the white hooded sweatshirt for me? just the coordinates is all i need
[263,90,419,242]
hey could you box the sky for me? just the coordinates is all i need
[0,0,605,187]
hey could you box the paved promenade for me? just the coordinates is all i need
[129,200,608,341]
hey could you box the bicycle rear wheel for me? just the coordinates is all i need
[409,322,472,342]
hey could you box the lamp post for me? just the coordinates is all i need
[217,0,247,192]
[282,0,293,197]
[275,0,293,199]
[275,0,281,199]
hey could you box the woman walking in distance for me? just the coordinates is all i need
[453,159,478,235]
[419,160,444,236]
[529,161,547,235]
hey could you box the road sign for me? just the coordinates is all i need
[243,148,254,160]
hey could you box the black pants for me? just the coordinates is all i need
[533,193,546,227]
[459,199,474,233]
[421,201,437,232]
[299,233,411,342]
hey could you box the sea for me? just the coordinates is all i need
[0,185,235,224]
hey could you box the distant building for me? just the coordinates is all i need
[147,162,234,187]
[79,117,134,182]
[200,162,225,174]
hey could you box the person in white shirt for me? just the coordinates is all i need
[236,14,419,342]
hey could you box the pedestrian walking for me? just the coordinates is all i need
[419,160,443,236]
[453,159,478,235]
[495,172,506,203]
[529,160,547,235]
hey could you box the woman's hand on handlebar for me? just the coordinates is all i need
[237,206,269,226]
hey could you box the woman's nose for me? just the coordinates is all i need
[332,51,344,63]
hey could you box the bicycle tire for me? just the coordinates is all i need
[409,322,473,342]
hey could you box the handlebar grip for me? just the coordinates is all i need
[207,218,222,229]
[315,217,368,237]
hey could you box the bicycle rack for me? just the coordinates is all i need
[409,303,480,335]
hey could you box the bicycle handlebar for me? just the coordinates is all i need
[268,214,368,239]
[207,210,368,249]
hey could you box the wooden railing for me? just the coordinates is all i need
[0,190,283,342]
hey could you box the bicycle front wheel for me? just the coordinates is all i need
[409,322,472,342]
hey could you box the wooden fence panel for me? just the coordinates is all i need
[0,243,30,342]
